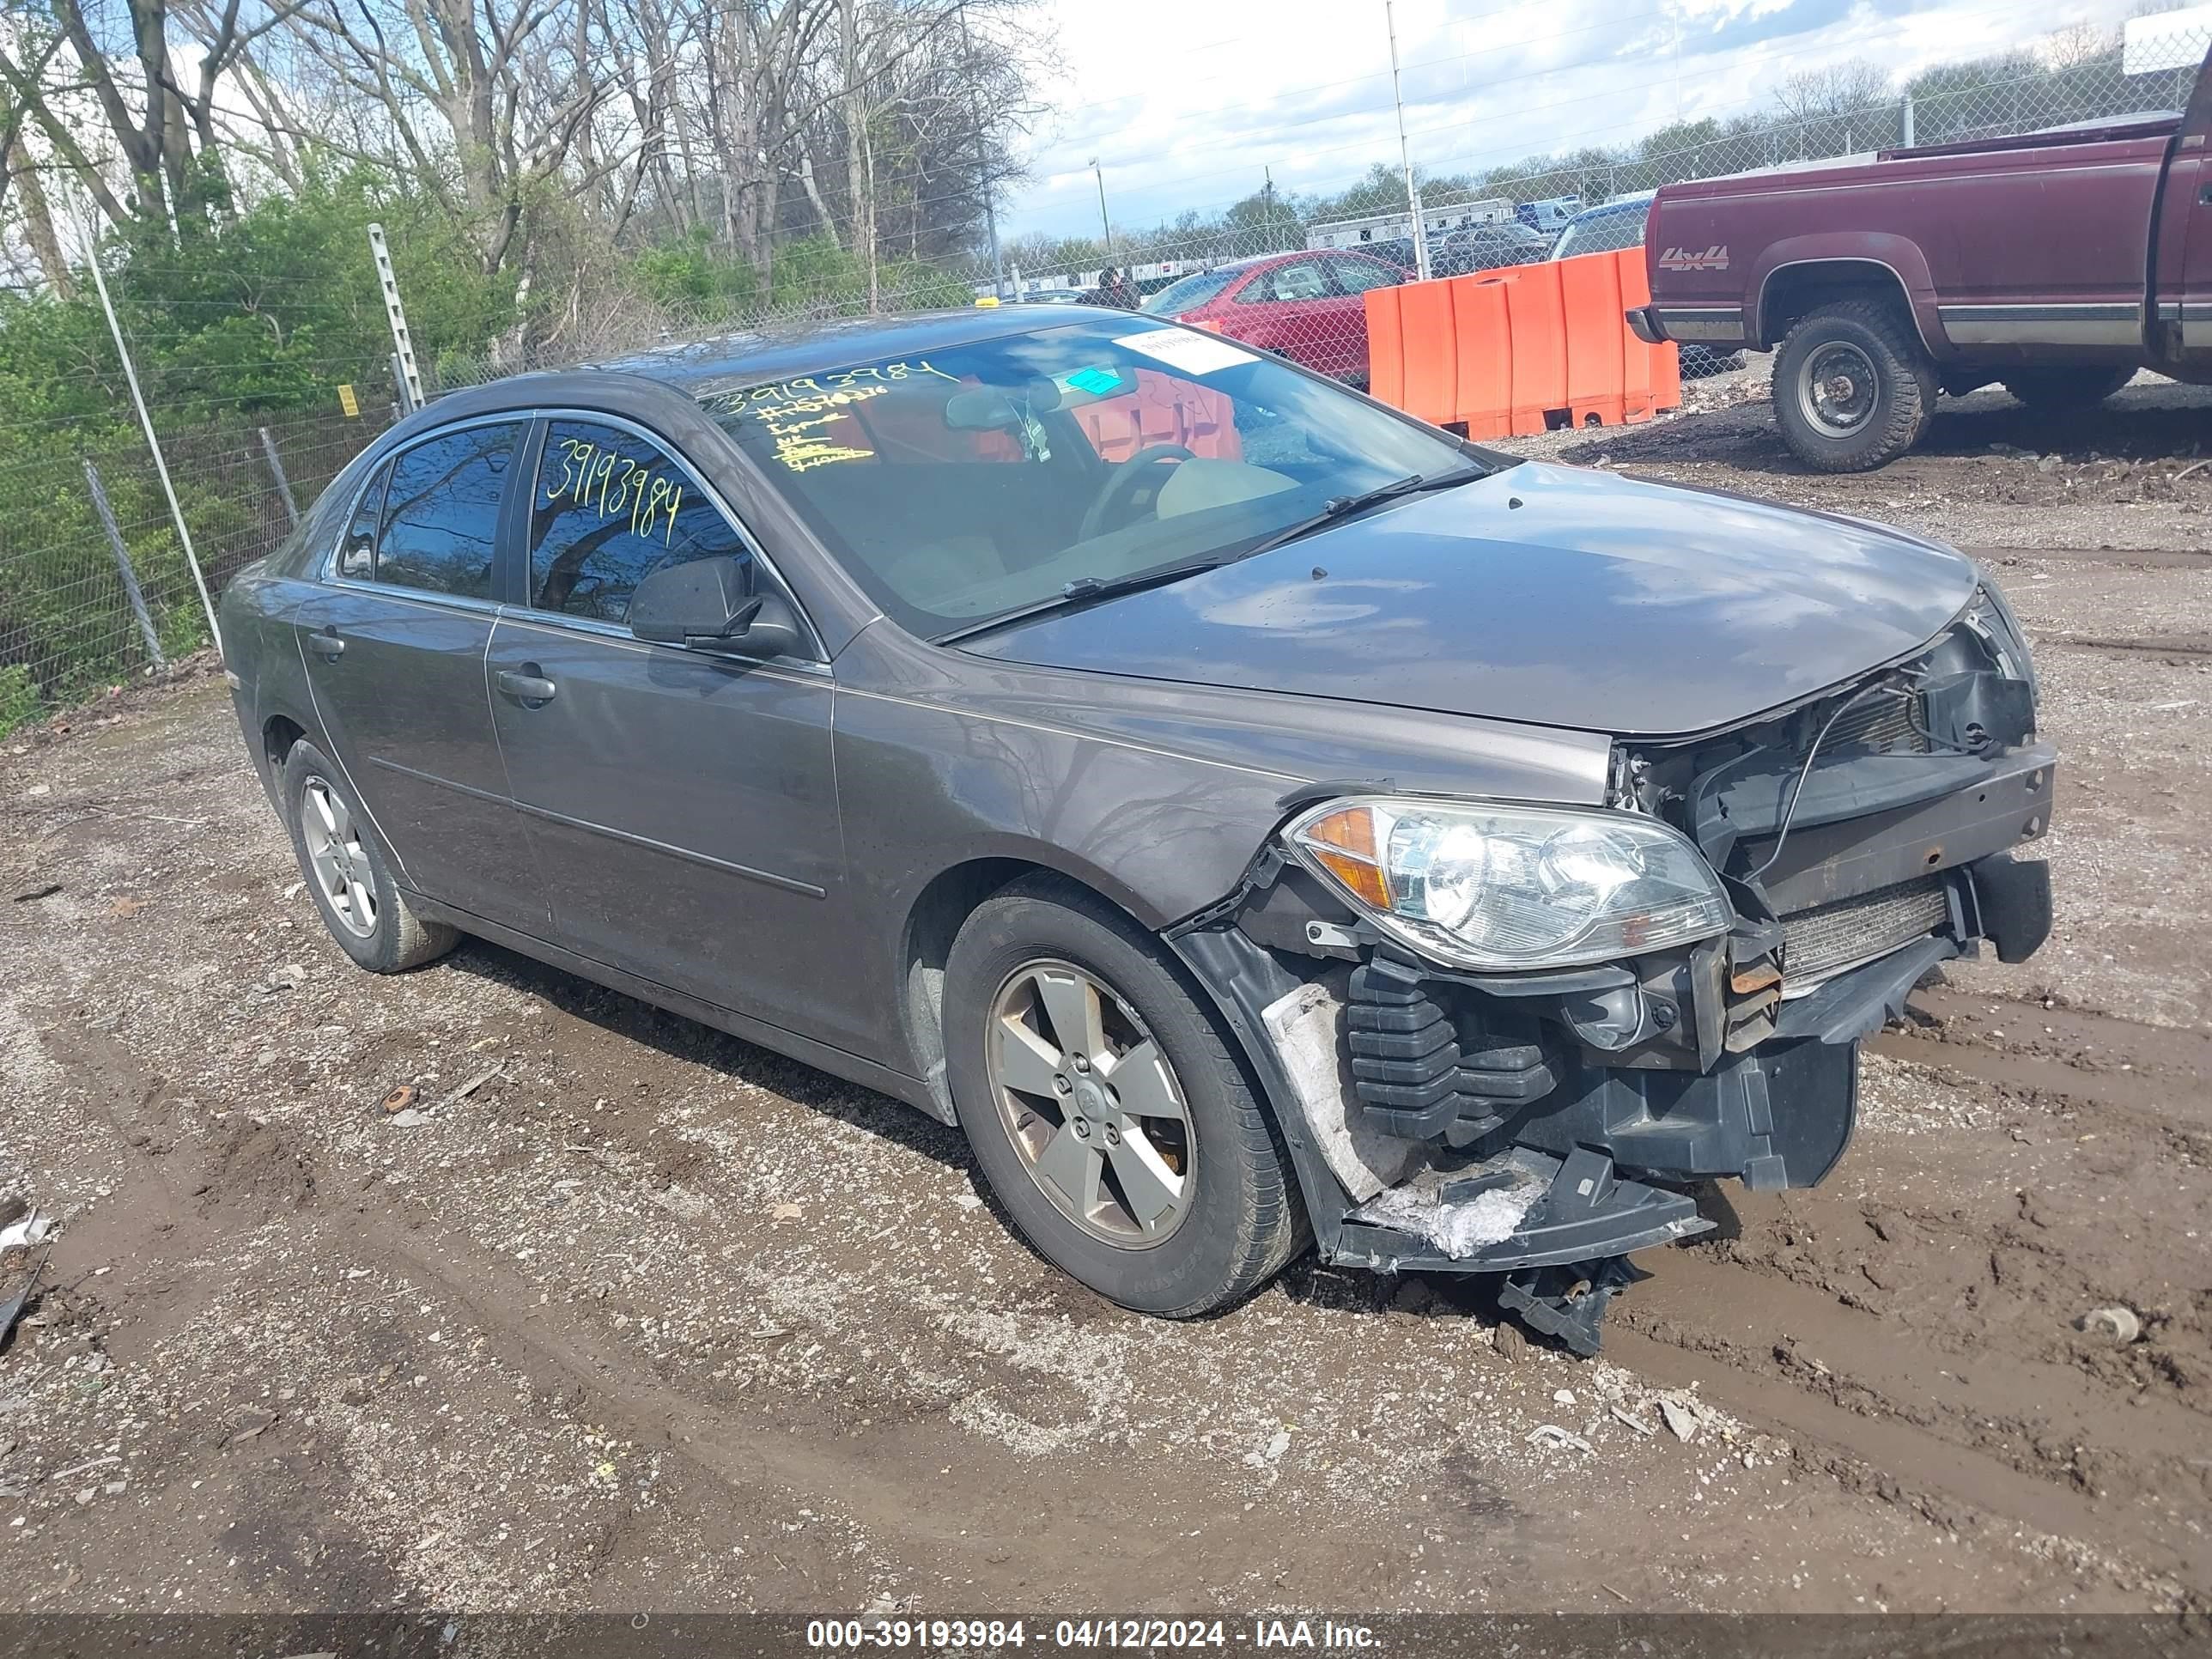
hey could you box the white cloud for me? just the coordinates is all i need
[1003,0,2148,239]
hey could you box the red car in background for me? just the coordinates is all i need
[1140,249,1412,384]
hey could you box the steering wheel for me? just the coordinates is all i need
[1078,443,1195,542]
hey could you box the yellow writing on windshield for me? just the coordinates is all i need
[544,437,684,544]
[712,360,961,473]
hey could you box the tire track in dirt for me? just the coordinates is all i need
[1614,1252,2206,1598]
[1614,985,2212,1604]
[1966,546,2212,570]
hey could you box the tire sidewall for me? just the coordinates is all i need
[1775,310,1929,471]
[282,740,410,973]
[945,890,1270,1317]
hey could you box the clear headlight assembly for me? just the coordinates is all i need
[1285,797,1733,973]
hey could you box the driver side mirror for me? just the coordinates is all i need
[629,555,803,659]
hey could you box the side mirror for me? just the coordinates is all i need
[629,555,802,659]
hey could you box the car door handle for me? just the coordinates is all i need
[307,628,344,660]
[495,668,557,704]
[2201,182,2212,204]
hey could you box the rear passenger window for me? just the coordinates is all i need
[526,421,745,623]
[338,462,387,580]
[374,423,520,599]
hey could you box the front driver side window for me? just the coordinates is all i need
[528,420,746,623]
[1249,262,1328,303]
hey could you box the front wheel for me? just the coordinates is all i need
[944,877,1307,1317]
[1772,299,1938,471]
[2003,365,2134,410]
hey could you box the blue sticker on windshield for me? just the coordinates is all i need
[1062,366,1126,397]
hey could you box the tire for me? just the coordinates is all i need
[2002,365,2134,410]
[944,876,1307,1317]
[281,739,458,974]
[1771,299,1938,471]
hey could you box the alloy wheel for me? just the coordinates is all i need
[985,959,1195,1248]
[301,777,378,939]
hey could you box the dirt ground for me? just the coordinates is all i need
[1,370,2209,1621]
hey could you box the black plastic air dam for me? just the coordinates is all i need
[1512,1036,1858,1192]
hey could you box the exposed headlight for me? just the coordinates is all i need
[1285,797,1732,972]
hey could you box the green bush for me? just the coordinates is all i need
[0,665,40,738]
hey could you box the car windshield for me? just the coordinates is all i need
[1140,269,1243,314]
[1553,204,1649,260]
[702,316,1490,641]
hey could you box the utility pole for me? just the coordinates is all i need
[1263,167,1275,252]
[1091,157,1113,252]
[1385,0,1431,281]
[957,0,1005,298]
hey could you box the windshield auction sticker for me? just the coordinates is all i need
[1113,330,1258,376]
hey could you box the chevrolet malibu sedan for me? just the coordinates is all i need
[220,307,2054,1351]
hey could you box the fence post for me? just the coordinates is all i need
[83,459,165,672]
[84,241,221,658]
[258,426,300,528]
[368,223,426,410]
[1901,94,1916,148]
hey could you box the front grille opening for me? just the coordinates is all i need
[1779,874,1950,985]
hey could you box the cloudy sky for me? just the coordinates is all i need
[1000,0,2151,240]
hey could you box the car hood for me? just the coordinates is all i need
[963,462,1979,738]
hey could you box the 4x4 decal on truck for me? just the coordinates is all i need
[1658,245,1729,271]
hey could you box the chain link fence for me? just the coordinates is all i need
[0,390,399,733]
[3,9,2203,736]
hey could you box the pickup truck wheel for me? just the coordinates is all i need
[2002,366,2134,410]
[1773,301,1937,471]
[944,876,1308,1317]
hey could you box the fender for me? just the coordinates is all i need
[1749,235,1943,355]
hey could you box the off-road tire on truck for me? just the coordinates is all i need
[2002,365,2135,410]
[282,739,459,974]
[944,875,1308,1317]
[1772,299,1939,472]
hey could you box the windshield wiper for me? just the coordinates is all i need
[933,556,1231,645]
[1237,467,1486,561]
[932,467,1486,647]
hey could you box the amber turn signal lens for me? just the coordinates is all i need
[1310,848,1391,909]
[1296,807,1393,910]
[1301,806,1376,861]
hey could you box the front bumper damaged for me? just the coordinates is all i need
[1166,649,2056,1353]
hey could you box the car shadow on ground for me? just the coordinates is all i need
[437,936,1702,1353]
[441,936,972,1170]
[1554,380,2212,475]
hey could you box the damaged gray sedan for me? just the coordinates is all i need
[218,307,2054,1351]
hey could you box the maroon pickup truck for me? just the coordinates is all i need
[1629,46,2212,470]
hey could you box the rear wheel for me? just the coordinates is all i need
[2002,365,2134,410]
[282,739,457,974]
[1772,299,1938,471]
[944,877,1306,1317]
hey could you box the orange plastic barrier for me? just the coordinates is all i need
[1363,246,1680,437]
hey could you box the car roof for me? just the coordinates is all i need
[1565,195,1655,222]
[581,307,1099,394]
